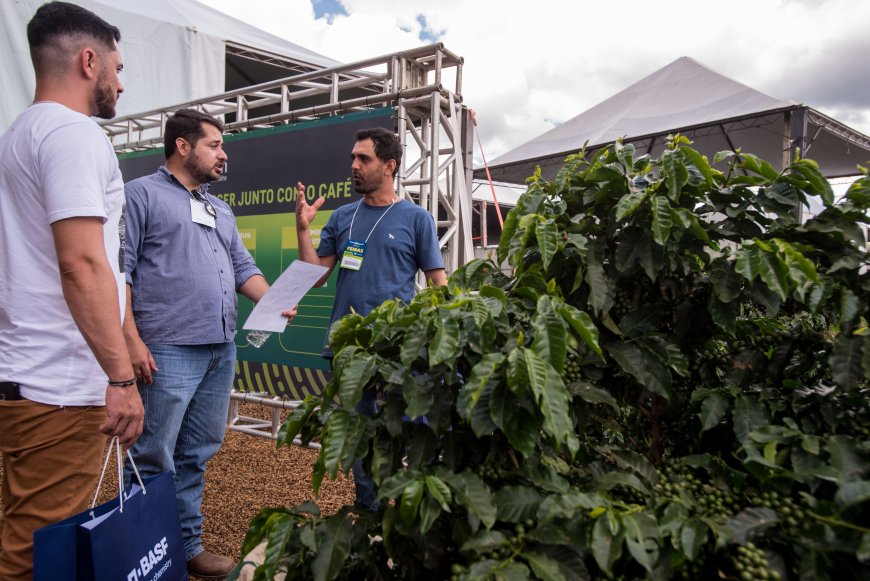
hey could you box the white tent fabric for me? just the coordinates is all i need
[0,0,338,131]
[482,57,870,183]
[471,179,523,207]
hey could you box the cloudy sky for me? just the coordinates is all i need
[208,0,868,164]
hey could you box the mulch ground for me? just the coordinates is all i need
[199,403,354,559]
[0,402,354,571]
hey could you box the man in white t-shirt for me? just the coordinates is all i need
[0,2,144,578]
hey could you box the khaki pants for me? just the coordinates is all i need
[0,399,106,581]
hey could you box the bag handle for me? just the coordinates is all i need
[89,436,145,515]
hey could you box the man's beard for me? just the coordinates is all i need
[353,172,379,195]
[185,153,220,185]
[93,70,117,120]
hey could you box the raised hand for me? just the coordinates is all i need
[294,181,325,231]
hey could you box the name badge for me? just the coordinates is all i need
[340,239,366,271]
[190,198,216,228]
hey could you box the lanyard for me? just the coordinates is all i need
[348,197,398,243]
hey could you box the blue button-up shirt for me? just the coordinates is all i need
[124,166,262,344]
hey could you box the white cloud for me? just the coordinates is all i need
[208,0,870,163]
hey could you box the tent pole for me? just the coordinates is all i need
[785,107,808,222]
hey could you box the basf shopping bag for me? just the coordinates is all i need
[34,438,187,581]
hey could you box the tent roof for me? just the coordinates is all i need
[471,180,524,207]
[90,0,339,69]
[0,0,340,130]
[483,57,870,183]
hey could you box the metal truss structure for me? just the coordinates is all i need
[101,44,474,438]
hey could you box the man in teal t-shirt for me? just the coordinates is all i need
[295,127,446,508]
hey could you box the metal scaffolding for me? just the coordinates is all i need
[101,42,473,271]
[102,43,475,438]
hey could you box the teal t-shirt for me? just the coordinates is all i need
[317,199,443,354]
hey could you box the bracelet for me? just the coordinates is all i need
[107,377,137,387]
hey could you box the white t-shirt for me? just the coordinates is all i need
[0,102,126,406]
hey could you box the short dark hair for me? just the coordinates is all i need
[355,127,402,177]
[27,2,121,75]
[164,109,225,159]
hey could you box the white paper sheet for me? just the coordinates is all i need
[242,260,329,333]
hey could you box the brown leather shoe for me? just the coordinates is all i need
[187,550,236,580]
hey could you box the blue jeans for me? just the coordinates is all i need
[125,342,236,561]
[352,387,429,510]
[325,355,379,509]
[353,389,379,510]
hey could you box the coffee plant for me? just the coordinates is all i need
[233,138,870,580]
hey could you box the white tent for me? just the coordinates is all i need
[471,179,524,207]
[0,0,338,131]
[480,57,870,184]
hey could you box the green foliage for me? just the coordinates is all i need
[233,141,870,580]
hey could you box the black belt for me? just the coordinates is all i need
[0,381,22,401]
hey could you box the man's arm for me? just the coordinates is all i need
[51,217,144,448]
[294,182,337,287]
[425,268,448,287]
[123,284,158,384]
[418,210,447,287]
[238,273,270,302]
[121,183,157,385]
